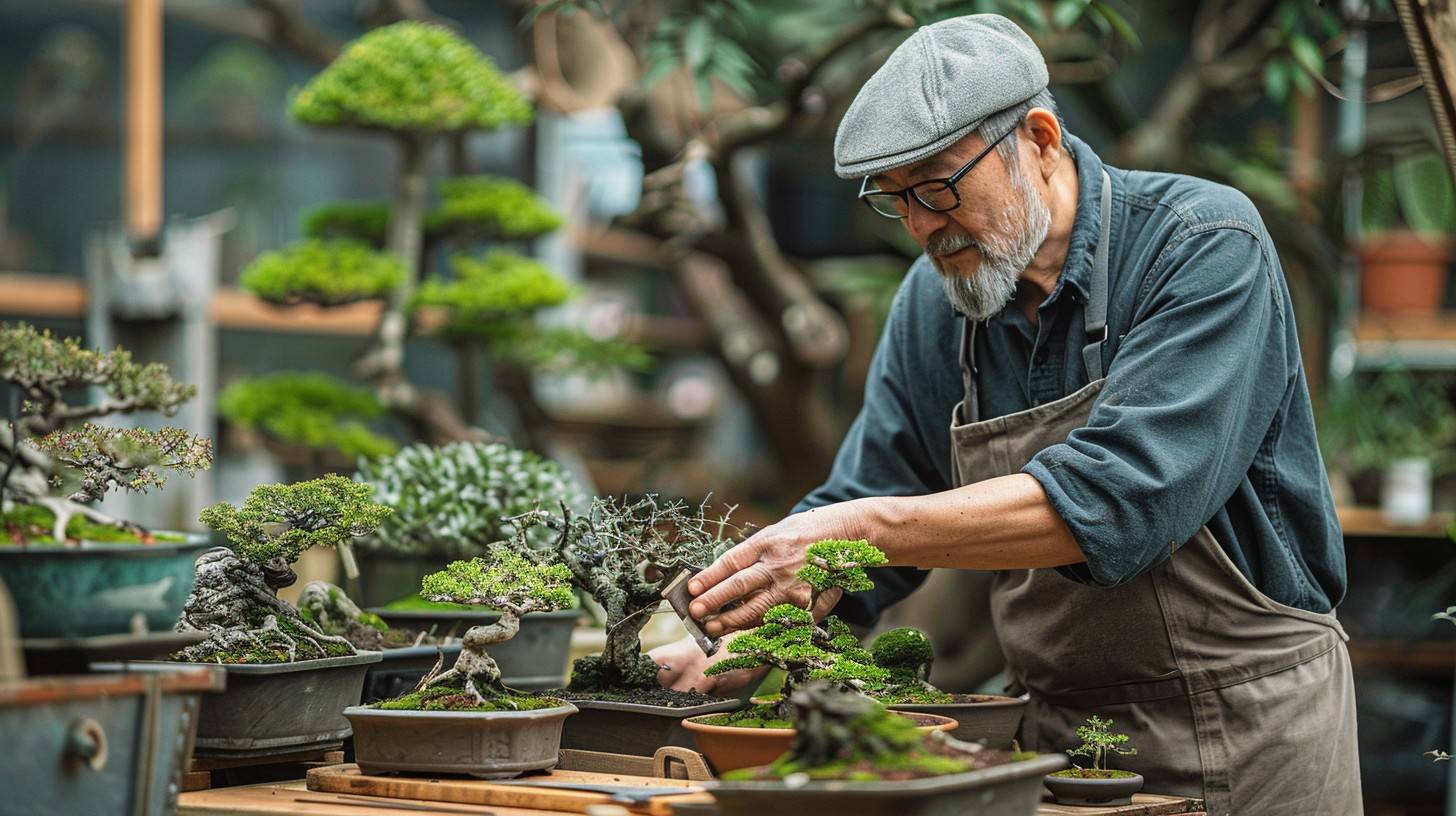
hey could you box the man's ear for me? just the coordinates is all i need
[1022,107,1063,181]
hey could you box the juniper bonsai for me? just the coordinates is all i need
[175,475,390,663]
[1050,715,1138,779]
[511,495,735,693]
[391,547,574,708]
[0,322,212,545]
[704,539,891,719]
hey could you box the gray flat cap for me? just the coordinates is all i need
[833,14,1048,179]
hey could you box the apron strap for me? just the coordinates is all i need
[959,319,979,423]
[1079,169,1113,382]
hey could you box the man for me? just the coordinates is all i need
[650,13,1361,815]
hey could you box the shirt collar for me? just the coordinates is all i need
[1045,133,1108,305]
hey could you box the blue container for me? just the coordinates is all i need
[0,534,209,638]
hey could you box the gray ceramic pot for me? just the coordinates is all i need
[0,534,209,638]
[560,697,745,756]
[345,701,577,778]
[709,752,1069,816]
[885,695,1027,747]
[1043,771,1145,806]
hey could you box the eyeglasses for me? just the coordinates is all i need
[858,124,1018,219]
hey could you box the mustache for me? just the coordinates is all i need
[926,231,978,257]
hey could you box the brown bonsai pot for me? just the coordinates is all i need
[683,710,957,774]
[1358,232,1452,315]
[885,694,1026,748]
[1043,769,1145,806]
[344,700,577,778]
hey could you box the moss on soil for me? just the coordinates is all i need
[698,703,792,730]
[181,609,356,664]
[375,679,563,712]
[2,505,186,547]
[1050,768,1139,779]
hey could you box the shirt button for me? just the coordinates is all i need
[1034,349,1050,365]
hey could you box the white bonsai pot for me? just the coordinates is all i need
[1381,456,1433,526]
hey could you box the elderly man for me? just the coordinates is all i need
[650,13,1361,815]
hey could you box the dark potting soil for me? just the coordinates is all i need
[1049,768,1139,779]
[552,686,734,708]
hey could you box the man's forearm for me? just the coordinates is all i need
[865,473,1086,569]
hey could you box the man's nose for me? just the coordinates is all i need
[905,199,950,245]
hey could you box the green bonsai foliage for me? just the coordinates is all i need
[705,539,892,719]
[240,239,405,306]
[291,21,532,133]
[414,251,573,327]
[867,627,953,704]
[426,175,565,240]
[302,201,391,245]
[175,476,391,664]
[356,440,587,559]
[512,496,734,693]
[1052,715,1138,778]
[218,372,397,460]
[407,546,574,707]
[0,322,212,545]
[724,681,976,782]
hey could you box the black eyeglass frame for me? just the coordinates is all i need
[857,123,1019,219]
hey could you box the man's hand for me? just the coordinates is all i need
[687,499,874,636]
[650,633,770,694]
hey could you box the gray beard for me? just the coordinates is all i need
[931,164,1051,321]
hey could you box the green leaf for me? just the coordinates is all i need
[1090,1,1140,49]
[1289,35,1324,78]
[1052,0,1089,30]
[694,71,714,110]
[684,18,714,72]
[1263,59,1291,104]
[1394,151,1456,234]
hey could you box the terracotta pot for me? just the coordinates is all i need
[1358,232,1452,315]
[683,710,957,773]
[886,694,1026,748]
[1043,770,1145,806]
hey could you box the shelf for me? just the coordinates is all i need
[1353,312,1456,369]
[1337,505,1454,538]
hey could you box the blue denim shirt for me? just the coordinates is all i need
[799,134,1346,618]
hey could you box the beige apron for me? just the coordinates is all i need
[948,171,1362,815]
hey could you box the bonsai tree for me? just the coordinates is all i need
[224,21,643,455]
[1055,715,1138,778]
[0,322,212,545]
[726,681,992,782]
[391,546,575,708]
[704,539,891,719]
[219,372,397,464]
[512,495,735,693]
[297,581,416,651]
[867,627,955,704]
[174,474,390,663]
[356,440,587,560]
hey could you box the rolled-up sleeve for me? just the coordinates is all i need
[1024,224,1291,586]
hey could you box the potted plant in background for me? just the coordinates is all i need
[869,626,1027,748]
[684,540,955,772]
[708,681,1065,816]
[344,546,578,778]
[118,475,390,758]
[1318,368,1456,525]
[1042,716,1144,806]
[1359,146,1456,315]
[0,322,213,648]
[355,440,587,691]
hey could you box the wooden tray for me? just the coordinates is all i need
[306,764,712,816]
[1038,794,1205,815]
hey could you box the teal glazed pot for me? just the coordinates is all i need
[0,534,210,638]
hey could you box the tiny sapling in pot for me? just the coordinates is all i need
[175,475,391,663]
[387,546,574,710]
[1060,715,1137,777]
[1043,715,1144,805]
[703,539,891,722]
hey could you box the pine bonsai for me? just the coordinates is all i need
[1050,715,1139,779]
[226,20,643,456]
[0,322,213,545]
[174,475,390,663]
[382,547,575,709]
[511,495,736,694]
[703,539,891,720]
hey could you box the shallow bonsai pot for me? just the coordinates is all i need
[367,607,577,689]
[559,697,744,756]
[885,694,1027,747]
[97,651,381,757]
[683,711,958,774]
[0,534,209,638]
[361,644,464,704]
[710,752,1068,816]
[345,701,577,778]
[0,665,223,816]
[1043,771,1145,806]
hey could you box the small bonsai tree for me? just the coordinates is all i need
[1055,715,1138,778]
[297,581,410,651]
[174,475,390,663]
[512,495,736,693]
[728,681,983,782]
[395,546,575,707]
[219,372,397,463]
[0,322,213,545]
[356,441,586,560]
[704,539,891,718]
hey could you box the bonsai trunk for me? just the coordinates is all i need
[426,610,521,705]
